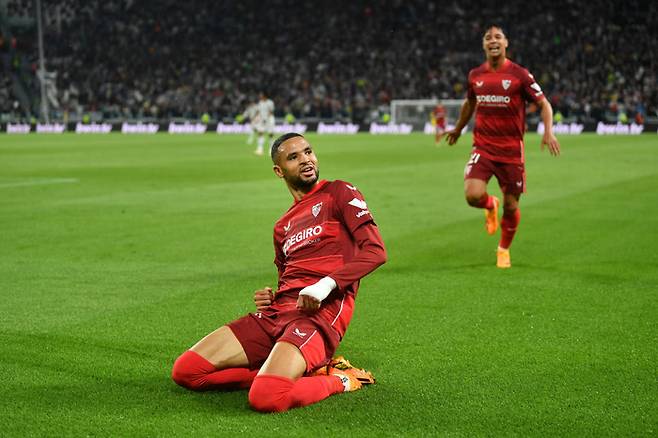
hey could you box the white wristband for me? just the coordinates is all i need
[299,276,337,302]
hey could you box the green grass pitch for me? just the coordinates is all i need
[1,132,656,436]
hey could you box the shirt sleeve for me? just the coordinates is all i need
[328,182,386,289]
[273,234,284,277]
[521,69,545,104]
[467,70,476,100]
[333,182,377,233]
[329,222,387,290]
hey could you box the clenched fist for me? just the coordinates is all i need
[253,287,274,311]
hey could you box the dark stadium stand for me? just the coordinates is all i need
[0,0,656,125]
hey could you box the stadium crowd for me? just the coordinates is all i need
[1,0,656,123]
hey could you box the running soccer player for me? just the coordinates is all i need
[431,103,447,144]
[253,92,275,156]
[446,25,560,268]
[172,133,387,413]
[241,100,258,145]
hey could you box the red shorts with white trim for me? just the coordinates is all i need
[227,304,340,373]
[463,152,526,195]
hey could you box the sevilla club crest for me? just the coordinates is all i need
[312,202,323,217]
[502,79,511,90]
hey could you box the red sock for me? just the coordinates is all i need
[248,374,344,413]
[476,194,495,209]
[499,209,521,249]
[172,350,257,391]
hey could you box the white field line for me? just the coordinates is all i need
[0,178,79,189]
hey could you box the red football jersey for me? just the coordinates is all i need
[272,179,385,338]
[432,105,446,127]
[467,59,545,164]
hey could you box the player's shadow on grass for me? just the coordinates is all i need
[168,384,254,415]
[8,362,253,417]
[3,331,255,416]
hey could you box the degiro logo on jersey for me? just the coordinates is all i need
[283,225,323,256]
[477,95,511,104]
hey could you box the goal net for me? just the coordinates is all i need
[390,99,470,133]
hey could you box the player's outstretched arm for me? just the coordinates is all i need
[446,98,475,146]
[538,99,561,156]
[254,287,274,311]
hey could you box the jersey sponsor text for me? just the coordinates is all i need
[476,95,511,104]
[283,225,323,256]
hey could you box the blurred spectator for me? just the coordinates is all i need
[1,0,656,122]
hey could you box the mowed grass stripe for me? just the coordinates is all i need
[0,133,656,436]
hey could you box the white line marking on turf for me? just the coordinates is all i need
[0,178,79,188]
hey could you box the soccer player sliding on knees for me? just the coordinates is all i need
[446,25,561,268]
[172,133,387,412]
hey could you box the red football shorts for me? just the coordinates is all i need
[227,304,339,373]
[463,152,526,194]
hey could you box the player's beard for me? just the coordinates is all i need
[288,167,319,191]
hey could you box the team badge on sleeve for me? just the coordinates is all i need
[336,181,375,224]
[348,198,370,218]
[348,198,368,210]
[530,82,543,96]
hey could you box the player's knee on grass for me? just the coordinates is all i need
[248,375,294,413]
[171,350,210,391]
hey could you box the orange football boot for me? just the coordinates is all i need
[485,196,500,235]
[497,246,511,268]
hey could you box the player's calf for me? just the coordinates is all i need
[172,350,256,391]
[249,374,345,413]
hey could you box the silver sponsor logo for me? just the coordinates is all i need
[283,225,323,255]
[476,95,511,104]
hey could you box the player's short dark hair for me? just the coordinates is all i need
[483,24,506,37]
[271,132,304,162]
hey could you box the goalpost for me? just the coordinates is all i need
[390,99,470,133]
